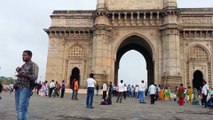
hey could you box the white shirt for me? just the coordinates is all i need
[148,84,156,95]
[87,78,96,88]
[139,82,146,91]
[135,86,139,92]
[157,86,161,92]
[124,86,127,91]
[202,84,209,95]
[102,83,107,91]
[49,82,55,88]
[118,82,124,92]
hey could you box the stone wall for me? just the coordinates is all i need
[106,0,164,10]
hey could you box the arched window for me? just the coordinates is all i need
[69,45,85,59]
[187,46,208,61]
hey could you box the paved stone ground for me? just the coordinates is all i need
[0,90,213,120]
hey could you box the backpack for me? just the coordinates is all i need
[61,83,65,90]
[100,98,111,105]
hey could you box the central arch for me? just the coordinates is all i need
[115,35,154,86]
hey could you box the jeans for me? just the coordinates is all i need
[71,89,74,100]
[202,94,207,107]
[49,88,54,97]
[15,87,31,120]
[127,91,130,97]
[123,91,127,99]
[135,92,138,98]
[139,91,145,103]
[73,90,78,100]
[61,89,65,98]
[86,87,94,107]
[150,94,155,104]
[116,92,123,103]
[102,91,107,99]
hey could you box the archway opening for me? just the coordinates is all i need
[193,70,204,90]
[118,50,147,86]
[115,35,154,86]
[70,67,80,87]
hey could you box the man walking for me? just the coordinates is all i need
[73,79,79,100]
[116,80,124,103]
[148,83,156,104]
[202,80,209,108]
[49,80,55,97]
[95,83,99,96]
[86,73,96,108]
[60,80,66,98]
[139,80,146,103]
[102,82,107,100]
[108,82,113,100]
[14,50,39,120]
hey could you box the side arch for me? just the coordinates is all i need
[185,44,211,88]
[70,67,80,87]
[192,70,204,90]
[186,44,210,62]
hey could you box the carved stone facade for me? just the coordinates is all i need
[45,0,213,89]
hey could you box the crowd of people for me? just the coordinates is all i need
[93,79,213,108]
[4,76,210,109]
[1,50,212,120]
[1,76,213,109]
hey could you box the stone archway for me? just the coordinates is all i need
[70,67,80,87]
[192,70,204,90]
[115,35,154,86]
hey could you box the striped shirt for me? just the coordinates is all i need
[15,61,39,89]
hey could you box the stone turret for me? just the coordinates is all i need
[95,0,110,26]
[97,0,107,11]
[91,0,112,85]
[161,0,181,89]
[163,0,177,9]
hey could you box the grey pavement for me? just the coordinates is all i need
[0,91,212,120]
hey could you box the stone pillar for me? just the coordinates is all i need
[97,0,106,11]
[161,0,181,89]
[45,36,65,83]
[92,1,112,86]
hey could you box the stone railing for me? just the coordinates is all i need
[108,10,163,26]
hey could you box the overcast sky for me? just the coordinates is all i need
[0,0,212,84]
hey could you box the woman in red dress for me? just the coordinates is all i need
[177,83,185,106]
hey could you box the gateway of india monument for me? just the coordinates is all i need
[44,0,213,89]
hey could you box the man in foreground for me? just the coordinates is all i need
[14,50,39,120]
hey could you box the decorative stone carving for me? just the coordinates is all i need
[181,17,212,26]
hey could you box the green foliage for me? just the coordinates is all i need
[0,76,15,85]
